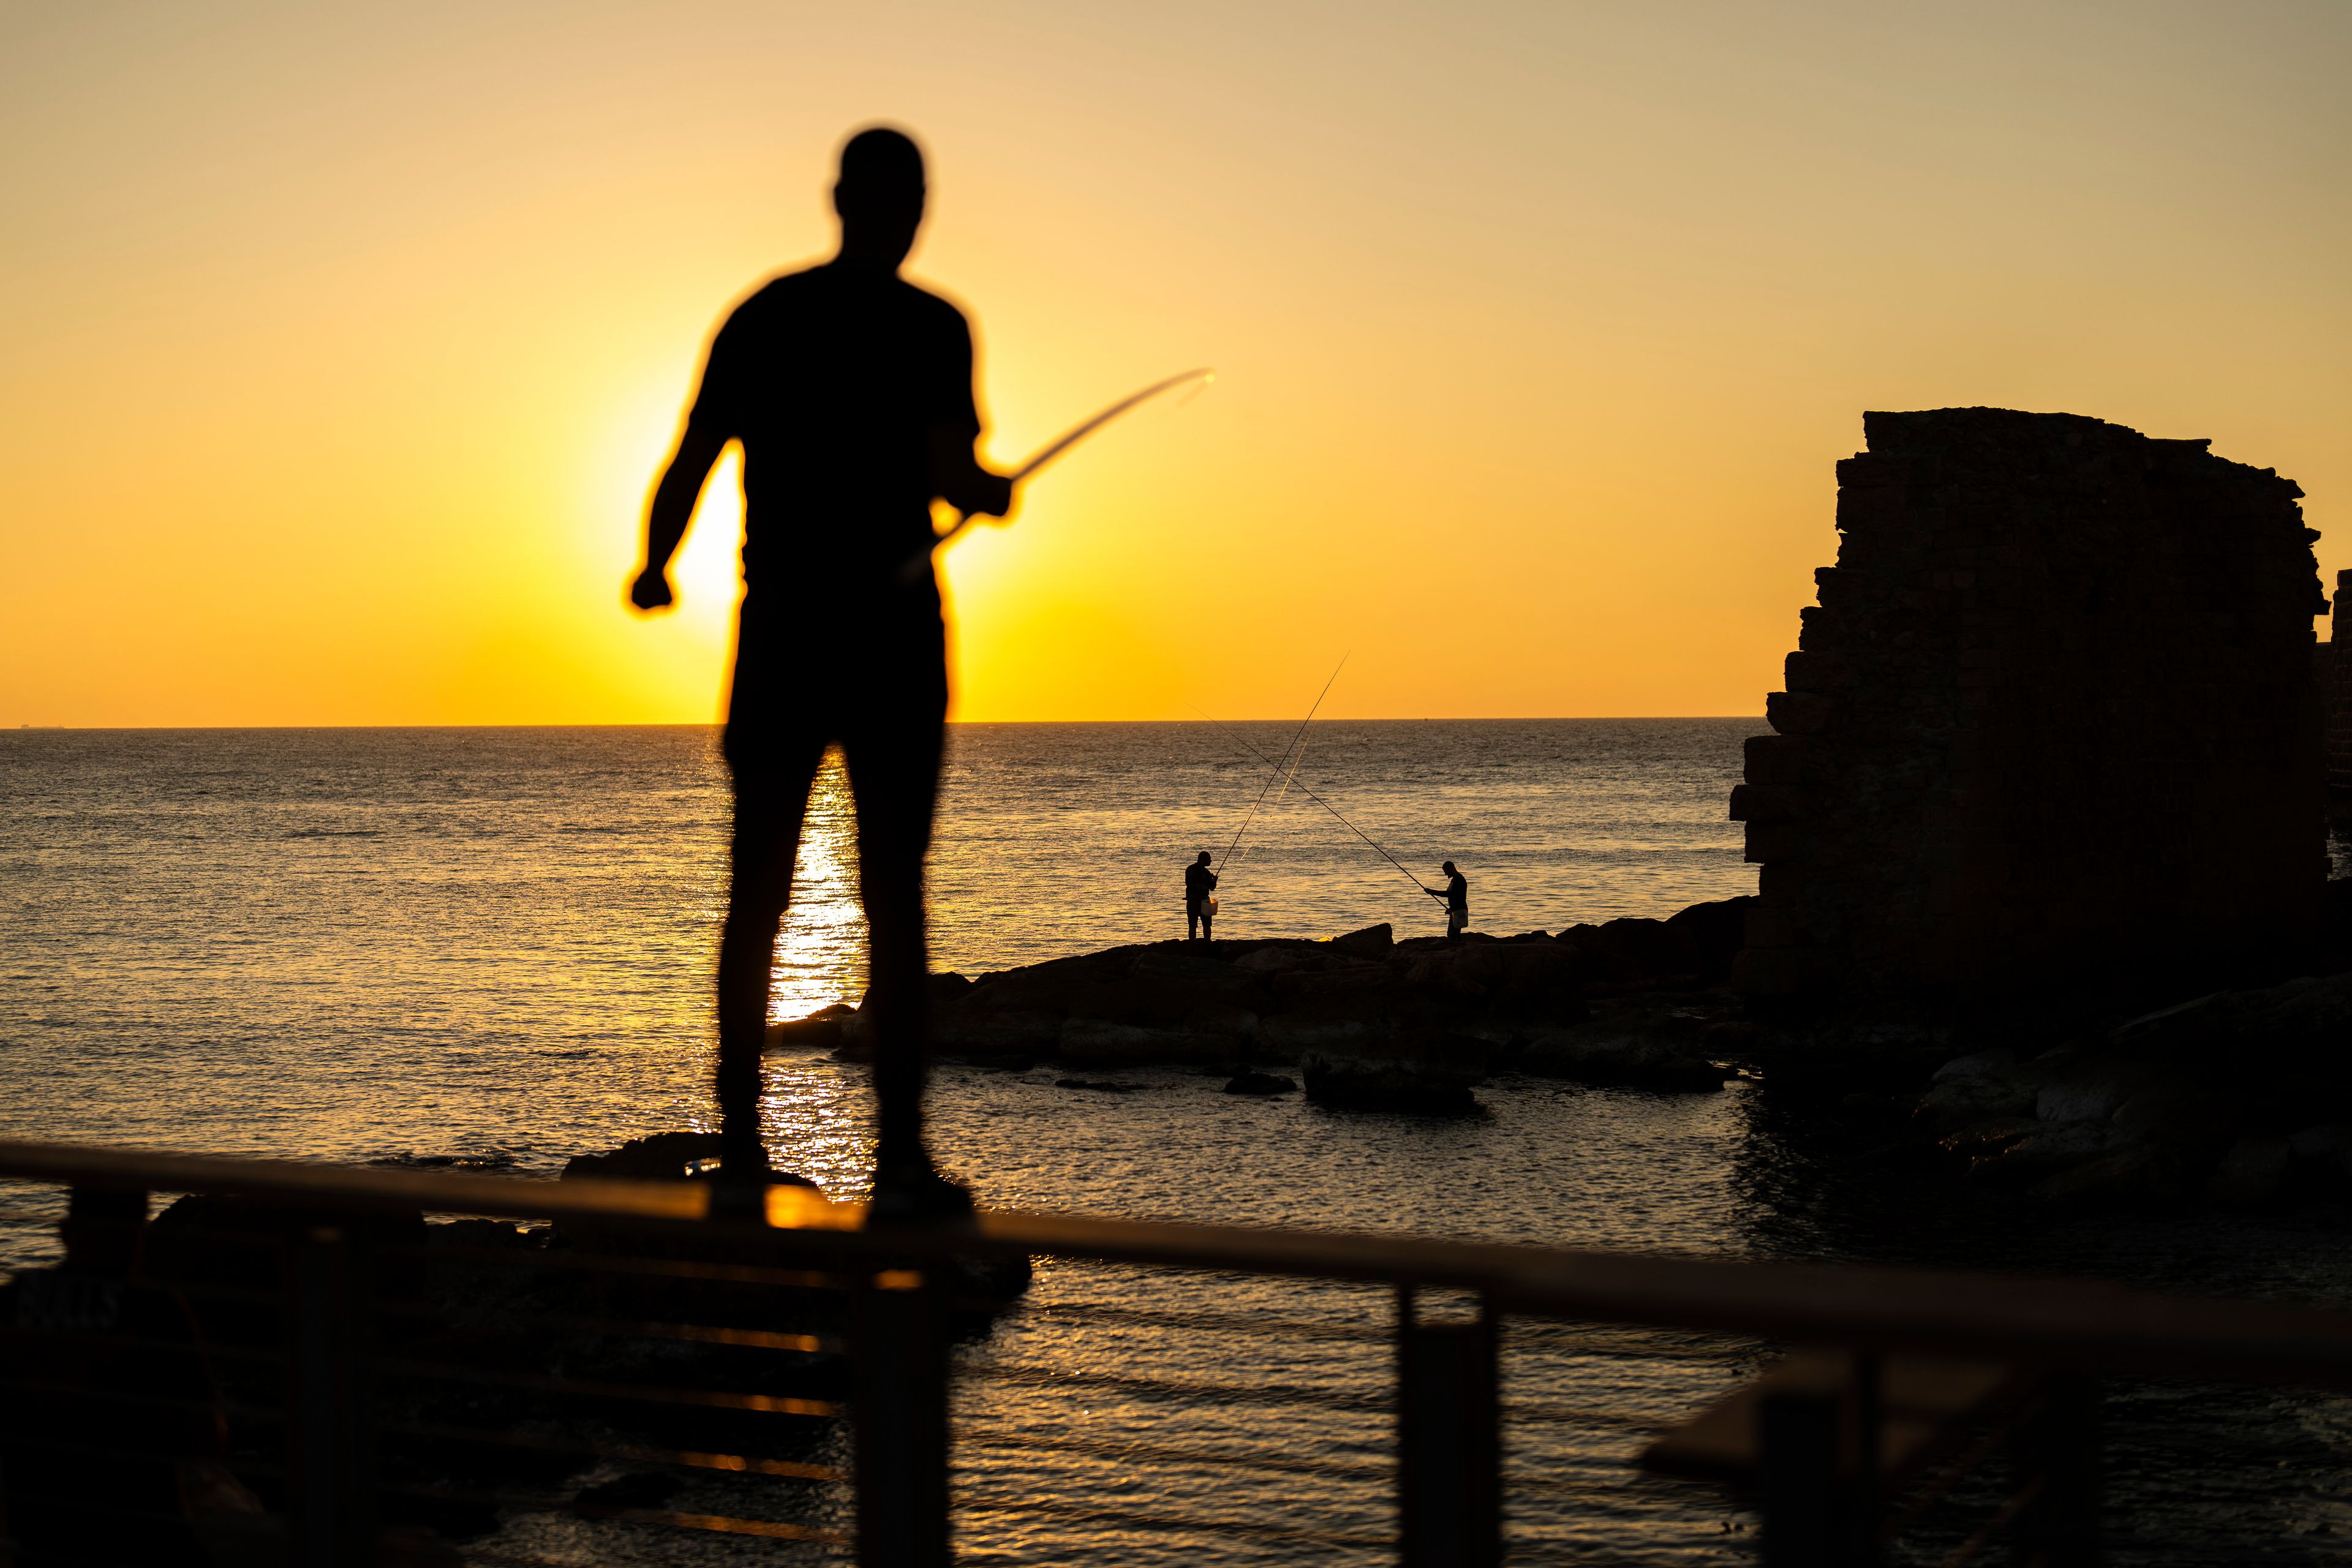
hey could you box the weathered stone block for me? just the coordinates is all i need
[1735,408,2324,998]
[1765,690,1834,735]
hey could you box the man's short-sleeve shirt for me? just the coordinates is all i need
[688,262,980,594]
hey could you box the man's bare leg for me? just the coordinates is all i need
[715,736,826,1182]
[842,711,964,1222]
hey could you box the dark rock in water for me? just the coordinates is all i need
[561,1131,818,1188]
[1301,1029,1487,1114]
[1330,922,1394,958]
[369,1150,522,1173]
[1223,1071,1297,1096]
[1054,1078,1141,1093]
[767,1002,856,1052]
[1909,964,2352,1214]
[560,1131,718,1183]
[1517,1008,1730,1093]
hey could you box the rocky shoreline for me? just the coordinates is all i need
[1912,963,2352,1211]
[780,898,1762,1111]
[775,878,2352,1213]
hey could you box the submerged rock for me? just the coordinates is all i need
[1223,1071,1297,1096]
[1300,1029,1488,1114]
[1517,1008,1731,1093]
[563,1131,727,1183]
[767,1002,858,1052]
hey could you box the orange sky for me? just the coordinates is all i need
[4,1,2346,725]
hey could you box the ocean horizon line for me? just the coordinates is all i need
[9,714,1765,733]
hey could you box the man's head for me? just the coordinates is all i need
[1441,861,1457,875]
[833,125,927,268]
[1195,851,1212,866]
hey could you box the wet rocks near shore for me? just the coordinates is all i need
[782,900,1758,1113]
[1910,900,2352,1210]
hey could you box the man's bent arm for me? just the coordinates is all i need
[927,424,1013,520]
[631,423,731,611]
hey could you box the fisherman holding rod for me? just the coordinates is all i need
[1185,851,1218,942]
[628,126,1006,1224]
[628,124,1208,1224]
[1428,861,1469,943]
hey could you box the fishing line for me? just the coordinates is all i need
[1229,684,1325,874]
[1193,708,1436,897]
[1215,654,1348,880]
[1225,718,1308,878]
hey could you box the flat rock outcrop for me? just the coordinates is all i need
[791,896,1757,1107]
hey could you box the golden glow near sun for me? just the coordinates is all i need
[2,2,2345,726]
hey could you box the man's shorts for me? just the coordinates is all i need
[723,588,948,772]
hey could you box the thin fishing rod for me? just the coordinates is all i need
[1193,708,1436,896]
[1216,654,1348,879]
[902,368,1215,584]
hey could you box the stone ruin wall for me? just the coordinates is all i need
[2328,569,2352,792]
[1732,407,2325,998]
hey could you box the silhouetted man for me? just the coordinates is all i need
[630,126,1011,1223]
[1427,861,1468,941]
[1185,851,1218,942]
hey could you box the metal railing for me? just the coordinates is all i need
[2,1137,2350,1566]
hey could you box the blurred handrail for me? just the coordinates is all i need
[7,1137,2352,1385]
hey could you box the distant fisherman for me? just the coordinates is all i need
[1427,861,1468,942]
[1185,851,1218,942]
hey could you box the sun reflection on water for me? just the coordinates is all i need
[769,747,869,1025]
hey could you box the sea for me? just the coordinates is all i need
[3,721,2350,1564]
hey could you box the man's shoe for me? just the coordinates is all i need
[865,1159,977,1230]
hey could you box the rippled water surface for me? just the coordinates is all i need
[4,723,2350,1564]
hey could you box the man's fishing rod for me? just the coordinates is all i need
[899,368,1214,584]
[1215,654,1347,879]
[1192,708,1437,897]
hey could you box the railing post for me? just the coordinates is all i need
[1757,1356,1882,1568]
[1396,1287,1500,1568]
[290,1224,379,1568]
[1758,1390,1844,1567]
[853,1265,952,1568]
[2016,1374,2101,1567]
